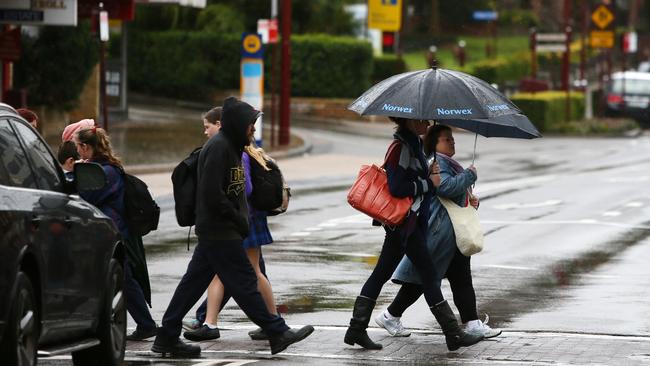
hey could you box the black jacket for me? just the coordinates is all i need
[195,97,260,240]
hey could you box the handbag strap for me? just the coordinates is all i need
[382,140,400,169]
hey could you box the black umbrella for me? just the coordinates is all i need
[349,67,522,121]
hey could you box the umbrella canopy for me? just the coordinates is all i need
[441,113,542,139]
[349,67,522,120]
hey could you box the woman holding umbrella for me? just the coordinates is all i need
[344,118,483,351]
[376,124,502,341]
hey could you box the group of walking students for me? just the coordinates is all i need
[57,96,500,358]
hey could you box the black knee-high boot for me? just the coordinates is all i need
[431,300,483,351]
[344,296,383,349]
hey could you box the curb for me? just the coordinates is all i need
[125,128,313,176]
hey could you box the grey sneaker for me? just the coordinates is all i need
[182,318,201,331]
[465,314,502,339]
[183,324,221,341]
[374,310,411,337]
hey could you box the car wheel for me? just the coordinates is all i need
[72,258,126,366]
[0,271,38,366]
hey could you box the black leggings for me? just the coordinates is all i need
[360,226,444,306]
[387,248,478,323]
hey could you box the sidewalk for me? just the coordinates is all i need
[126,326,650,365]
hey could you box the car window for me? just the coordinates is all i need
[12,120,62,191]
[611,79,650,95]
[0,118,37,188]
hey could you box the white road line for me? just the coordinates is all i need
[479,264,537,271]
[492,199,563,210]
[303,227,323,231]
[602,211,622,217]
[481,219,650,230]
[290,232,311,236]
[625,202,643,207]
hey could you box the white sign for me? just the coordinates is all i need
[99,10,109,42]
[241,59,264,145]
[0,0,78,26]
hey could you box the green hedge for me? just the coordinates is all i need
[128,31,373,100]
[371,55,408,84]
[129,31,240,100]
[511,91,585,132]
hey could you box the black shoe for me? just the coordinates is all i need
[248,327,269,341]
[151,337,201,357]
[269,325,315,355]
[183,324,221,341]
[126,327,158,341]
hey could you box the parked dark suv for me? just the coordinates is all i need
[0,104,126,365]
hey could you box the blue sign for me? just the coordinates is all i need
[241,33,264,59]
[472,10,498,21]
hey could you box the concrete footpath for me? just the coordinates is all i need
[126,326,650,365]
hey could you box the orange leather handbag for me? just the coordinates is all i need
[347,143,413,226]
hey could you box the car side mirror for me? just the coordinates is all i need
[74,162,107,191]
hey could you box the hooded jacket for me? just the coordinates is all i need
[195,97,261,240]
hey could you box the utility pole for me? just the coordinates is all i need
[270,0,278,147]
[279,0,291,146]
[562,0,572,121]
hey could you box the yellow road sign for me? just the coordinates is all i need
[243,34,262,55]
[591,4,614,30]
[590,30,614,49]
[368,0,402,32]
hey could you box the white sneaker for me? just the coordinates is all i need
[465,314,502,339]
[375,310,411,337]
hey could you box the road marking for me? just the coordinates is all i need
[625,201,643,207]
[480,264,537,271]
[492,199,562,210]
[482,219,650,230]
[602,211,622,217]
[290,232,311,236]
[304,227,323,231]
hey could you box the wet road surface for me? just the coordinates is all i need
[39,127,650,365]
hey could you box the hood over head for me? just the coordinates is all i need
[219,97,261,149]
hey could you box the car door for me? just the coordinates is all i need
[9,119,100,338]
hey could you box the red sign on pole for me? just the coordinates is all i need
[0,28,21,62]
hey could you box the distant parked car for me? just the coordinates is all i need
[0,103,126,366]
[605,71,650,127]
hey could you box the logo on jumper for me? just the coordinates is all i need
[436,108,473,115]
[382,103,413,113]
[227,166,245,195]
[487,104,510,112]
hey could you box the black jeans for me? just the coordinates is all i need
[387,248,478,323]
[158,238,288,341]
[360,226,444,306]
[195,251,267,323]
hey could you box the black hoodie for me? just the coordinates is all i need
[195,97,261,240]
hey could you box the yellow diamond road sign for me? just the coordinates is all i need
[591,4,614,30]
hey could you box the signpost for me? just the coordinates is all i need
[240,33,264,146]
[589,3,615,49]
[367,0,402,32]
[0,0,78,26]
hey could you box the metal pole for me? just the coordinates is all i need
[99,4,108,132]
[120,21,128,117]
[270,0,278,147]
[530,27,537,79]
[279,0,292,146]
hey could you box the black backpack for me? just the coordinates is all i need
[249,156,286,213]
[120,169,160,236]
[171,147,201,227]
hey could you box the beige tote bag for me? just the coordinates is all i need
[438,197,484,256]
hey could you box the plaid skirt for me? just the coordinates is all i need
[242,209,273,249]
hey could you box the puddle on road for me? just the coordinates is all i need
[480,220,650,327]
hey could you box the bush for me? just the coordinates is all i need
[128,32,373,99]
[372,55,408,83]
[128,31,240,100]
[289,34,373,98]
[13,23,98,110]
[468,52,530,86]
[511,91,585,132]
